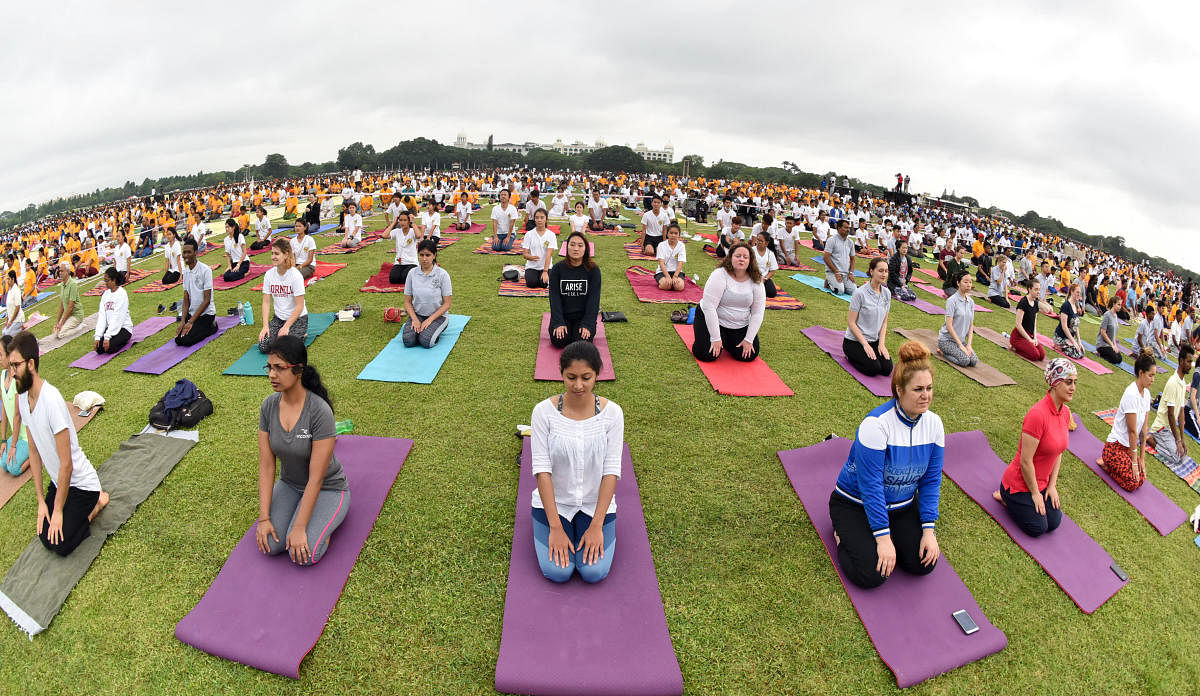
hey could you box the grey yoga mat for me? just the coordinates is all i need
[0,433,195,635]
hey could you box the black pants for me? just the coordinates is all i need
[1117,309,1131,321]
[715,242,729,258]
[175,313,217,347]
[96,328,131,354]
[390,264,415,285]
[828,492,934,589]
[842,337,893,377]
[691,310,759,362]
[989,295,1011,309]
[525,268,547,288]
[116,270,128,286]
[763,278,777,298]
[811,239,825,251]
[1000,485,1062,538]
[223,259,250,283]
[1096,344,1123,365]
[549,316,596,348]
[39,483,100,557]
[161,270,180,285]
[249,239,271,250]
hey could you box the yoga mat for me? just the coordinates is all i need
[941,430,1128,613]
[788,273,851,303]
[443,222,485,234]
[83,270,150,296]
[0,406,100,513]
[534,313,615,381]
[222,313,336,376]
[897,296,945,315]
[1124,337,1178,369]
[778,438,1006,688]
[357,314,470,384]
[973,326,1050,370]
[623,242,657,261]
[38,314,99,355]
[895,328,1016,388]
[473,239,525,256]
[764,289,805,310]
[499,279,547,298]
[175,435,412,678]
[212,264,270,290]
[800,325,891,397]
[21,312,50,331]
[626,266,702,303]
[584,227,628,237]
[913,283,993,312]
[558,240,595,256]
[123,316,241,375]
[360,263,405,293]
[67,316,176,370]
[249,261,346,290]
[1066,423,1184,535]
[316,235,382,255]
[0,432,195,635]
[673,324,793,397]
[496,439,683,696]
[1037,335,1112,375]
[808,257,868,279]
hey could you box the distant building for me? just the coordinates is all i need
[454,132,674,163]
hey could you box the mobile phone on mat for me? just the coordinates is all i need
[952,609,979,635]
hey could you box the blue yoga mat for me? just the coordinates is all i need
[809,257,868,279]
[1080,340,1134,375]
[222,312,337,376]
[357,314,470,384]
[1195,535,1200,550]
[789,273,852,303]
[1124,337,1177,368]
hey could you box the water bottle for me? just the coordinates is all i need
[238,302,246,325]
[243,301,254,326]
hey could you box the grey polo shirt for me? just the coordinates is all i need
[825,233,854,274]
[845,283,892,343]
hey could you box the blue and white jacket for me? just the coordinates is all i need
[834,399,945,537]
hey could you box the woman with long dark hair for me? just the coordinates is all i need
[221,218,250,283]
[548,232,601,348]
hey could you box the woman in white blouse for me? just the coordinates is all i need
[290,219,318,280]
[751,230,780,298]
[531,340,623,583]
[693,242,766,362]
[418,200,441,245]
[161,226,182,285]
[568,201,590,235]
[258,239,309,353]
[381,210,421,285]
[94,267,133,354]
[221,219,250,283]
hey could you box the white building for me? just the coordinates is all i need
[454,132,673,163]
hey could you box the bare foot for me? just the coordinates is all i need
[833,531,841,546]
[992,490,1005,507]
[1095,458,1104,467]
[88,491,110,522]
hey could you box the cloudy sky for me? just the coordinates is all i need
[3,2,1196,270]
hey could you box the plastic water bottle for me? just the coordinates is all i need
[238,302,246,325]
[243,301,254,326]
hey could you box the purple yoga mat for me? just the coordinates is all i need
[778,438,1006,688]
[533,312,616,381]
[1065,425,1186,536]
[124,315,241,375]
[67,316,176,369]
[174,435,412,677]
[800,325,891,397]
[898,296,945,315]
[941,430,1128,613]
[495,439,682,696]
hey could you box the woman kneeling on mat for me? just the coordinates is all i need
[844,257,893,377]
[1099,350,1155,491]
[752,230,779,298]
[937,270,978,367]
[291,219,318,281]
[161,226,182,286]
[256,336,349,566]
[1010,278,1046,362]
[0,335,29,476]
[94,267,133,355]
[830,340,943,589]
[548,232,601,348]
[1095,296,1124,365]
[402,239,453,348]
[221,218,250,283]
[258,239,309,353]
[521,209,557,289]
[655,223,687,291]
[531,340,623,583]
[693,242,764,363]
[382,210,420,285]
[993,358,1076,537]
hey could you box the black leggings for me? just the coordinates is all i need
[161,270,180,285]
[691,310,759,362]
[390,264,415,285]
[1096,344,1123,365]
[989,295,1011,309]
[828,492,935,589]
[525,268,548,288]
[842,337,894,377]
[763,278,777,298]
[549,316,596,348]
[249,239,271,250]
[223,259,250,283]
[39,483,100,557]
[175,313,217,347]
[96,328,131,354]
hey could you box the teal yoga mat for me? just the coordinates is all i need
[789,273,852,303]
[356,314,470,384]
[222,312,337,376]
[809,257,868,278]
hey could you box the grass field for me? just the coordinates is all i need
[0,199,1196,696]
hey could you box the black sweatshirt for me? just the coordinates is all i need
[548,260,602,334]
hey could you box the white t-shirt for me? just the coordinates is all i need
[753,246,779,276]
[716,207,735,230]
[568,213,589,234]
[262,266,307,321]
[224,235,246,265]
[343,213,363,241]
[455,202,472,224]
[641,209,670,239]
[1107,381,1151,448]
[522,229,557,271]
[490,203,520,236]
[386,201,405,219]
[588,198,606,221]
[95,286,133,340]
[290,234,316,267]
[656,239,687,273]
[114,243,132,272]
[813,220,831,243]
[419,211,441,237]
[164,240,182,273]
[190,222,208,247]
[19,382,100,492]
[5,284,24,325]
[390,227,418,266]
[254,216,273,241]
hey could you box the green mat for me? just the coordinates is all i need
[221,312,337,376]
[0,433,195,635]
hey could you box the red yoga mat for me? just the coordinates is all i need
[360,263,405,293]
[674,324,793,396]
[213,264,270,290]
[625,266,702,303]
[534,312,614,381]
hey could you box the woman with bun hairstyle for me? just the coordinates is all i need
[844,256,893,377]
[829,340,944,589]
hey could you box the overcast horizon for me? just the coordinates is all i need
[2,1,1196,271]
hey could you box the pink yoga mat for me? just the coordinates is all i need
[175,436,412,678]
[534,313,614,381]
[941,430,1128,613]
[674,324,793,396]
[559,240,595,256]
[625,266,703,303]
[67,316,176,369]
[1065,425,1186,536]
[1037,335,1112,375]
[897,296,945,315]
[800,326,891,397]
[779,438,1007,688]
[124,315,242,375]
[213,264,270,290]
[495,439,683,696]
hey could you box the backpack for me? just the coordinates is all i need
[149,379,213,431]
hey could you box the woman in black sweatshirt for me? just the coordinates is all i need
[548,232,602,348]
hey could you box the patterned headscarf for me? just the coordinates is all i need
[1045,358,1077,388]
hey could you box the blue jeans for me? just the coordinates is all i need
[492,233,515,251]
[1,436,28,475]
[532,508,616,583]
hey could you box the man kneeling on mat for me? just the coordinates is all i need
[548,232,601,348]
[531,340,622,583]
[402,240,453,348]
[256,336,350,566]
[830,340,943,589]
[176,238,219,347]
[9,331,109,556]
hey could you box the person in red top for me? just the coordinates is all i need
[992,358,1077,537]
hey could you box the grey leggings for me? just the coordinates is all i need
[264,479,350,566]
[259,313,309,353]
[402,313,448,348]
[937,332,979,367]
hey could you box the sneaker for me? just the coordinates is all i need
[169,301,181,312]
[157,304,165,314]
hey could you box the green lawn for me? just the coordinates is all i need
[0,199,1196,695]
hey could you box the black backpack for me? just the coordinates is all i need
[149,379,214,431]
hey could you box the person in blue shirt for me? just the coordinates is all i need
[829,340,945,589]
